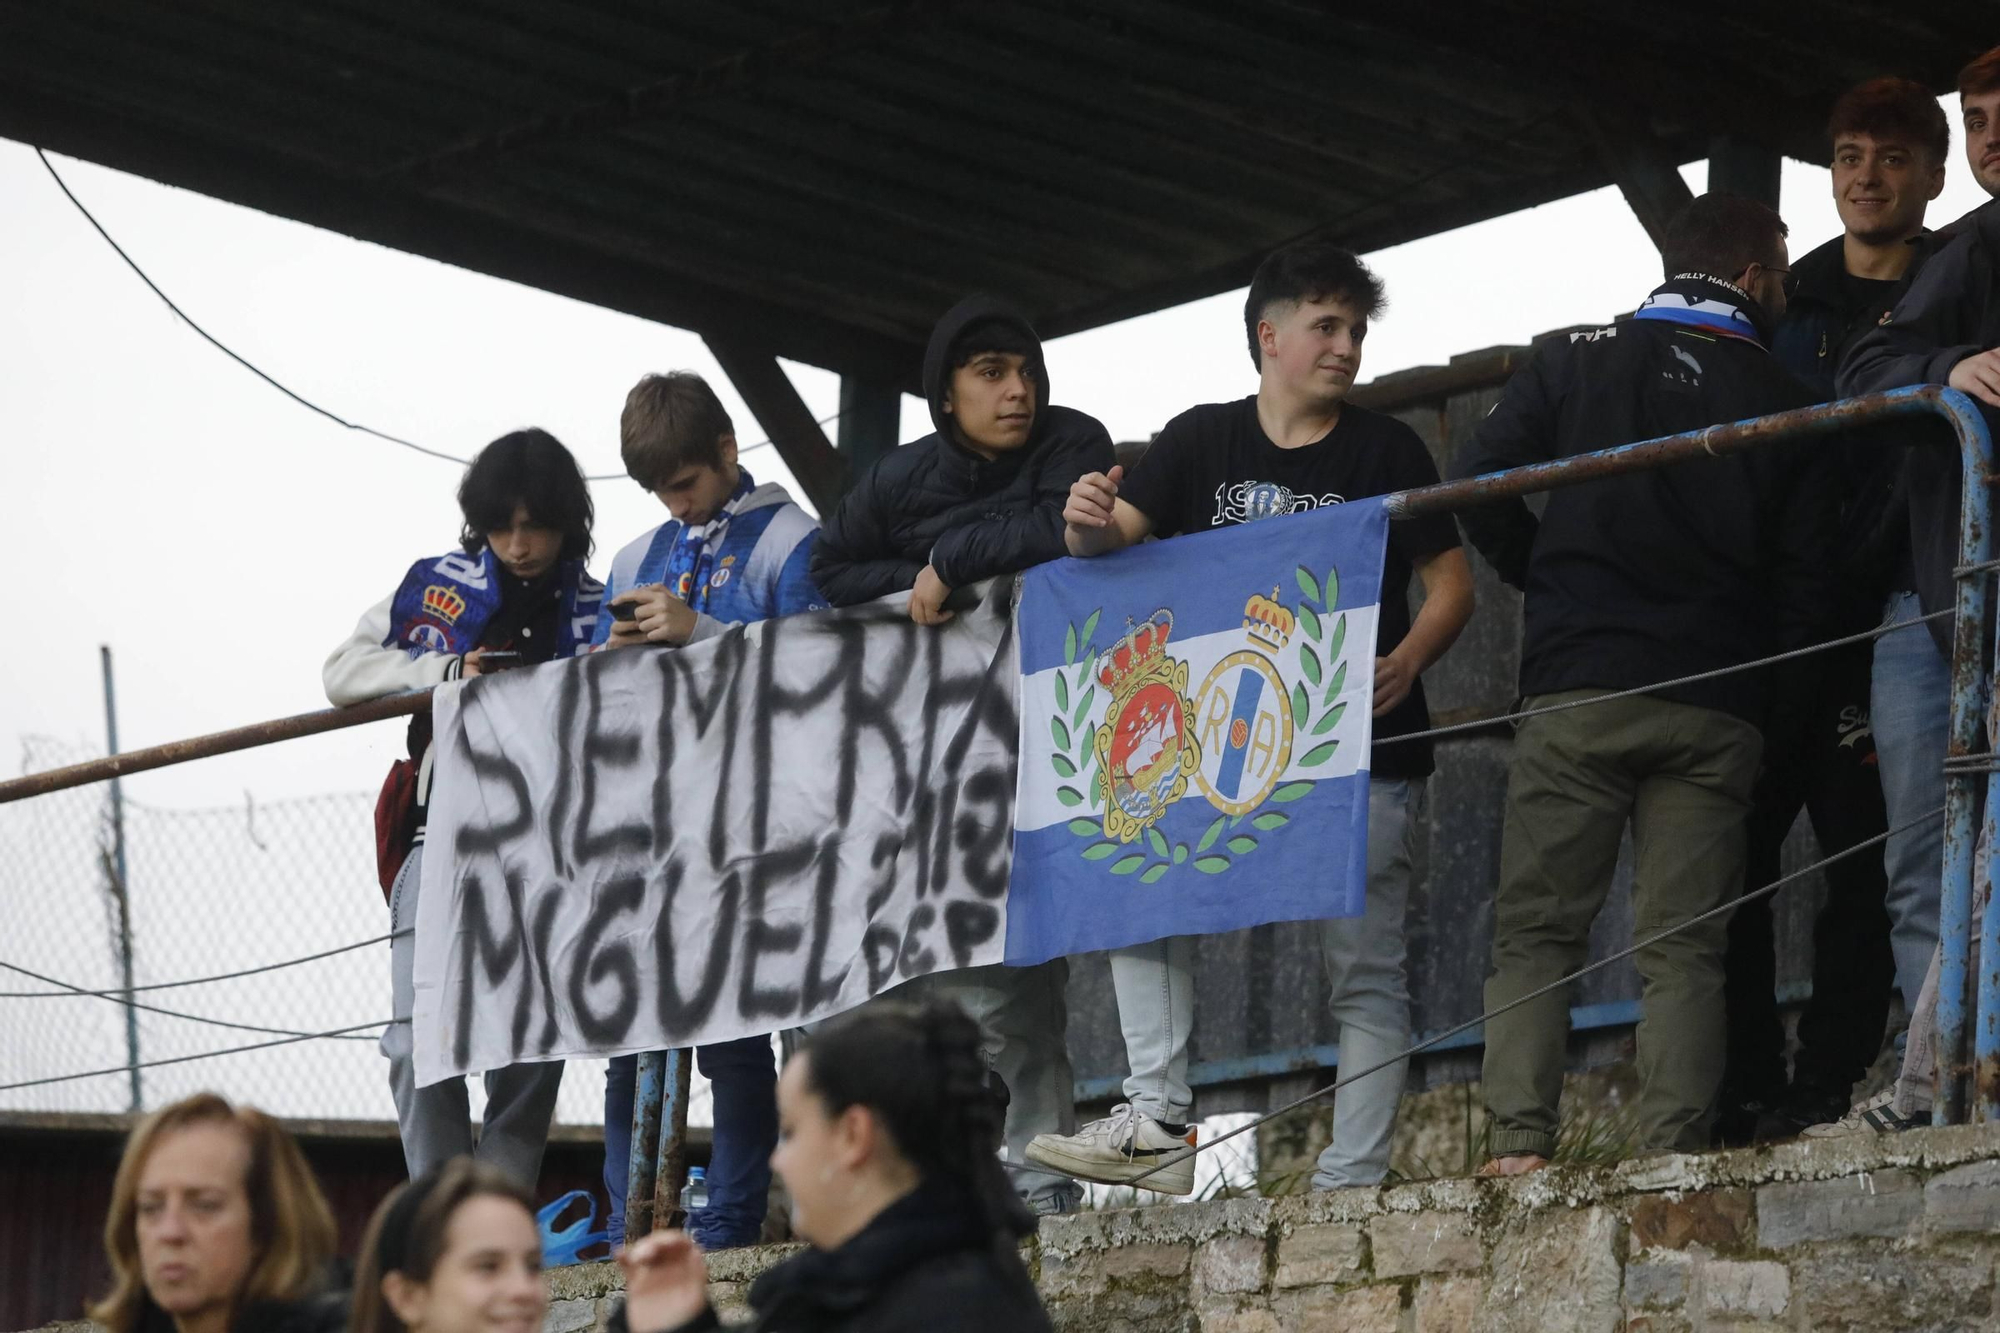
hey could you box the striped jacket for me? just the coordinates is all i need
[591,477,825,646]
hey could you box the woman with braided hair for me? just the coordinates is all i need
[610,999,1053,1333]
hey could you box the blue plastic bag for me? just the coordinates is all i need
[538,1189,613,1266]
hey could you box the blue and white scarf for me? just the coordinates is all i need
[1631,274,1772,349]
[384,548,602,660]
[660,471,757,615]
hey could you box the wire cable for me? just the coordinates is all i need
[0,958,385,1042]
[33,148,830,479]
[1375,608,1954,748]
[0,931,404,998]
[0,1021,400,1093]
[1115,803,1948,1188]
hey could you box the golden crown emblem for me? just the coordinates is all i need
[1097,610,1175,692]
[422,584,467,624]
[1243,588,1294,655]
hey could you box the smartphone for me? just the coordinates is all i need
[478,650,526,672]
[610,600,639,622]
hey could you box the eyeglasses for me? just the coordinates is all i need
[1733,263,1792,296]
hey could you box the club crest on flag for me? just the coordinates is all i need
[1012,499,1387,963]
[1092,611,1201,842]
[1191,590,1296,815]
[1034,549,1365,887]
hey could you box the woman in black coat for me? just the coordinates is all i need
[613,1000,1053,1333]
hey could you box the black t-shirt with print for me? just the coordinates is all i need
[1119,396,1461,779]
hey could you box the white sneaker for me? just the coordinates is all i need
[1800,1086,1927,1138]
[1025,1104,1197,1195]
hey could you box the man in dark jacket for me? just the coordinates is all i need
[811,295,1115,1215]
[1826,45,2000,1133]
[1456,194,1840,1172]
[1721,78,1949,1143]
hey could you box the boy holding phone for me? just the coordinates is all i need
[324,427,604,1186]
[594,371,826,1248]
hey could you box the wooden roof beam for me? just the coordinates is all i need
[1580,108,1697,255]
[703,335,851,517]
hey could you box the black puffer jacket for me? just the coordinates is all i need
[1841,197,2000,658]
[612,1182,1051,1333]
[809,296,1114,607]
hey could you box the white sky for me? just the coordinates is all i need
[3,105,1990,811]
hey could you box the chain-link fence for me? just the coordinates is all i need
[0,735,716,1131]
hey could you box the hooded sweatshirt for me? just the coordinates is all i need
[809,296,1115,607]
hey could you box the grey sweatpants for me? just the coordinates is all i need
[383,841,564,1185]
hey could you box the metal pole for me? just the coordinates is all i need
[1975,753,2000,1121]
[1389,385,1977,520]
[625,1051,666,1244]
[1932,388,1996,1123]
[622,1048,695,1244]
[0,689,430,805]
[0,388,1971,816]
[101,646,142,1112]
[652,1049,693,1233]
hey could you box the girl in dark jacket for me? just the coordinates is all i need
[92,1093,347,1333]
[612,1000,1053,1333]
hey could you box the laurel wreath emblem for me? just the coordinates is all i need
[1052,560,1351,883]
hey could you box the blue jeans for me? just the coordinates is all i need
[1871,590,1951,1012]
[603,1036,776,1248]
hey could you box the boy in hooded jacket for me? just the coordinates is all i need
[811,295,1116,1213]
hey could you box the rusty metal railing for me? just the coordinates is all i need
[1394,382,1997,1125]
[3,385,1993,1220]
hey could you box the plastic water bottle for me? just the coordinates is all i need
[679,1166,708,1214]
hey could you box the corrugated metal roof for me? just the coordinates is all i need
[0,2,1982,382]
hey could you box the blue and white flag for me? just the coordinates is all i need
[1008,499,1388,965]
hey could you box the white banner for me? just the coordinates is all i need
[412,582,1018,1085]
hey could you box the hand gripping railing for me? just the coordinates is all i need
[1390,383,1998,1124]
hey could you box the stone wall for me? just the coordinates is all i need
[537,1122,2000,1333]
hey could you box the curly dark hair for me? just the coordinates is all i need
[456,428,594,562]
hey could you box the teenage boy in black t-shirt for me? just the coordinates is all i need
[1025,240,1474,1194]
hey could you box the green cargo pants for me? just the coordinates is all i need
[1481,690,1763,1160]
